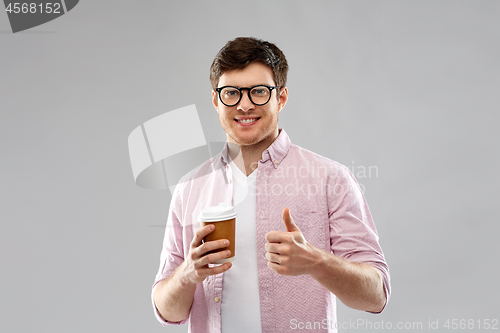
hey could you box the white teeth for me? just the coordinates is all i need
[237,118,257,123]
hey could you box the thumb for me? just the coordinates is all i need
[282,207,299,232]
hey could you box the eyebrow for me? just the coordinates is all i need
[219,83,273,88]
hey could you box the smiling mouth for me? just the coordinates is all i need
[235,117,260,123]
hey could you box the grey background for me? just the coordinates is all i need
[1,1,499,332]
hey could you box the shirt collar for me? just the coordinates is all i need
[220,128,291,169]
[260,128,291,168]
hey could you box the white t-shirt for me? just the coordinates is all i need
[221,161,262,333]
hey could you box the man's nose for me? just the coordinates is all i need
[237,92,255,112]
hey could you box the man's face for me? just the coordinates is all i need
[212,62,288,149]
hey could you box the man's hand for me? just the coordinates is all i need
[181,224,233,285]
[265,207,321,276]
[264,207,387,312]
[154,224,232,323]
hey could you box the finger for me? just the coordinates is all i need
[197,239,230,257]
[191,224,215,248]
[267,261,286,275]
[194,261,232,281]
[267,261,277,273]
[282,207,299,232]
[265,231,287,243]
[209,261,233,275]
[198,249,232,266]
[265,252,281,264]
[265,242,280,254]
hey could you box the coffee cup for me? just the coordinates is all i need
[198,203,236,264]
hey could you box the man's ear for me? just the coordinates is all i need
[278,86,288,112]
[212,90,219,113]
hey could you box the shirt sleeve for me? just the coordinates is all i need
[328,164,391,310]
[151,185,190,326]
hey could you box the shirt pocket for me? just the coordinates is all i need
[293,211,326,250]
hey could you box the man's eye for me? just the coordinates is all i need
[252,88,267,96]
[225,90,239,97]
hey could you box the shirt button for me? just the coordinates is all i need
[274,159,279,164]
[215,297,220,303]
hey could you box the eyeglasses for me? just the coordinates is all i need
[215,85,280,107]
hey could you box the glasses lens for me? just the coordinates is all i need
[250,86,271,105]
[220,87,240,106]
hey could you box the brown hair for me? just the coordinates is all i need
[209,37,289,90]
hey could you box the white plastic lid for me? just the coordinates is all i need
[198,203,236,222]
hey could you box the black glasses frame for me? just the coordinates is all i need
[215,85,280,107]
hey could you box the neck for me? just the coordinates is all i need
[228,129,280,176]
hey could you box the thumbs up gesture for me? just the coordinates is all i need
[265,207,321,276]
[282,206,299,232]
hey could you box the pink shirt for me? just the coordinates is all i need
[152,129,391,333]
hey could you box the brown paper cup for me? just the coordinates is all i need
[199,203,236,264]
[201,218,235,264]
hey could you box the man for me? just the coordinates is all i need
[152,37,390,333]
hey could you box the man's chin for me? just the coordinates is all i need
[231,138,260,147]
[226,128,277,148]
